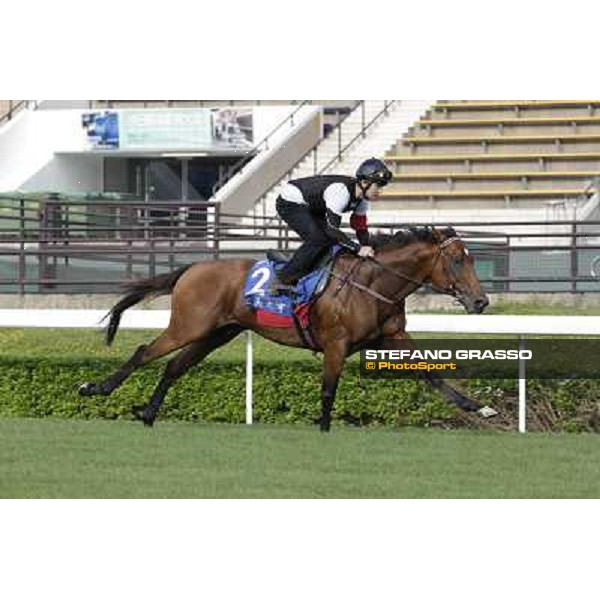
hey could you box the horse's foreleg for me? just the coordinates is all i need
[318,342,347,432]
[419,367,480,412]
[133,325,244,426]
[378,332,484,414]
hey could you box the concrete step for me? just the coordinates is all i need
[393,140,600,156]
[412,123,600,138]
[432,100,600,117]
[387,174,597,192]
[372,197,581,211]
[431,107,600,120]
[386,152,600,173]
[421,115,600,126]
[380,188,586,201]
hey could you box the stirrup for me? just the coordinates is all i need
[268,281,294,296]
[268,270,295,296]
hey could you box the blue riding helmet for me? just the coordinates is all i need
[356,158,393,187]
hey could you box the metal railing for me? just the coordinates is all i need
[0,101,36,127]
[249,101,363,228]
[318,100,396,174]
[211,101,313,195]
[251,100,393,229]
[312,100,366,174]
[249,101,362,227]
[1,193,600,294]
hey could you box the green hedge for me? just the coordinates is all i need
[1,356,599,431]
[0,357,447,426]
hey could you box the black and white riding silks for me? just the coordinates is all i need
[279,175,369,219]
[274,175,371,285]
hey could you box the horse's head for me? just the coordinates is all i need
[427,227,489,314]
[371,226,489,314]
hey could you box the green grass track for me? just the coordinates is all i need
[1,418,599,498]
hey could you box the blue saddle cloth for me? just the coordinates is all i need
[244,247,341,317]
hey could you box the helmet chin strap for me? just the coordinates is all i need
[358,180,373,198]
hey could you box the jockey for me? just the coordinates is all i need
[269,157,393,294]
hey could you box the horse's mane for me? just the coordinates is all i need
[370,226,458,252]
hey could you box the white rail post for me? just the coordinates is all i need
[245,330,253,425]
[518,336,527,433]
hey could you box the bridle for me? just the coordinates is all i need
[331,236,464,306]
[434,236,465,295]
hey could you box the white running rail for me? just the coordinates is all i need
[1,310,598,432]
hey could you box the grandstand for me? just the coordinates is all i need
[0,100,599,294]
[6,100,597,221]
[379,101,600,219]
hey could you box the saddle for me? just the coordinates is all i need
[243,246,342,346]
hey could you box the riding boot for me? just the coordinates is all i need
[266,250,290,264]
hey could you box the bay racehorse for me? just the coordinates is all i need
[78,226,497,430]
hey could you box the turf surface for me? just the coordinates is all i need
[1,417,599,498]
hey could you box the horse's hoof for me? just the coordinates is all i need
[132,405,154,427]
[78,382,97,397]
[478,405,498,418]
[314,415,331,432]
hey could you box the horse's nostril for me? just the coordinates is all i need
[474,297,489,311]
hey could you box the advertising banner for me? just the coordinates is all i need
[82,108,254,151]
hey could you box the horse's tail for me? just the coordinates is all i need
[102,264,192,346]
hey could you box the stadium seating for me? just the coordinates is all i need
[382,101,600,211]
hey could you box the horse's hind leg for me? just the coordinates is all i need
[78,327,205,398]
[78,343,147,397]
[132,324,244,426]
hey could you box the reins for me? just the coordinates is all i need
[330,236,462,306]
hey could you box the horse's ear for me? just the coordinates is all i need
[430,227,444,243]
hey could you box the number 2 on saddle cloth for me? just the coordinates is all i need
[243,247,342,336]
